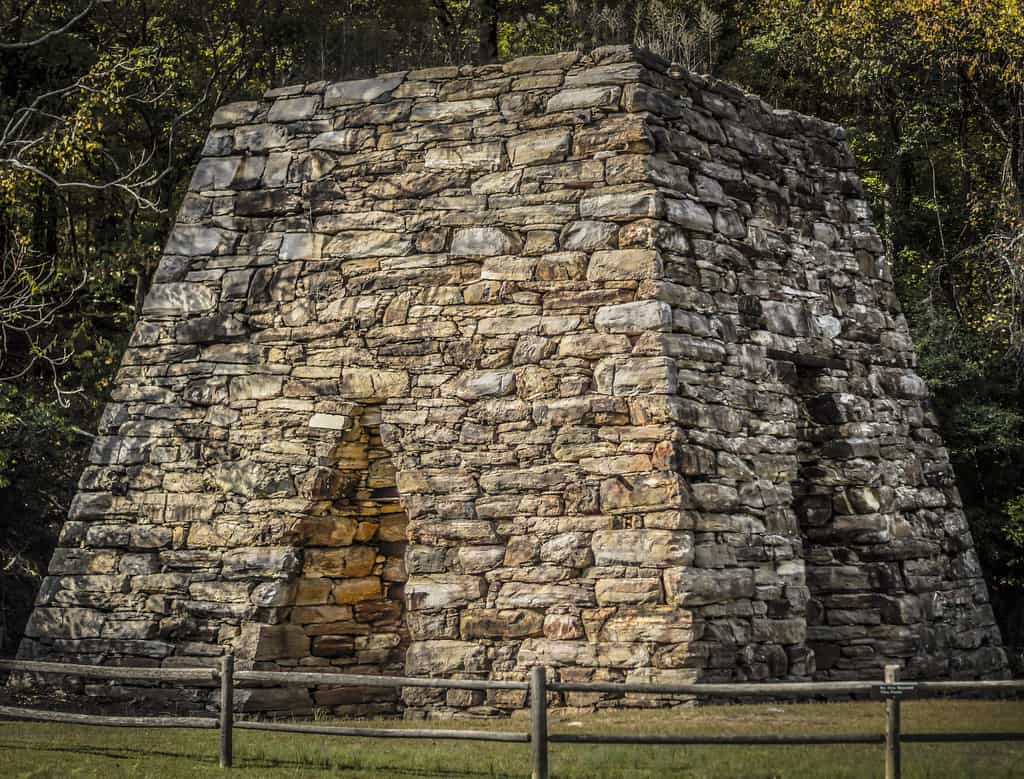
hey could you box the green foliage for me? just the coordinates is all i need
[0,385,81,515]
[0,384,89,651]
[1004,497,1024,586]
[907,300,1024,593]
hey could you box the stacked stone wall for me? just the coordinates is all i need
[20,45,1006,717]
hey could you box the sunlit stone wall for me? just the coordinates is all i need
[22,45,1007,718]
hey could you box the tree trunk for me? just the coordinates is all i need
[476,0,499,64]
[1012,84,1024,201]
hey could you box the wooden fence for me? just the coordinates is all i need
[1,657,1023,779]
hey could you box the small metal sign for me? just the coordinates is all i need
[878,682,917,698]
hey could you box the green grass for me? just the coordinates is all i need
[1,699,1022,778]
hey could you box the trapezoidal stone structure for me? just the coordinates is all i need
[21,45,1008,716]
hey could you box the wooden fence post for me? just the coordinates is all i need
[884,664,901,779]
[530,665,548,779]
[220,653,234,769]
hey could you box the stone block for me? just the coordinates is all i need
[211,461,291,498]
[25,607,104,639]
[313,685,398,707]
[558,333,630,358]
[806,565,871,592]
[517,638,649,668]
[561,220,618,251]
[600,472,686,513]
[546,85,620,113]
[752,618,805,645]
[409,99,495,122]
[595,577,663,605]
[308,413,352,431]
[405,640,486,674]
[211,100,261,127]
[189,157,242,191]
[479,463,578,492]
[592,529,694,567]
[448,370,516,401]
[48,549,121,575]
[333,577,383,604]
[310,128,375,152]
[663,567,756,606]
[304,547,376,578]
[596,606,695,643]
[595,300,672,334]
[222,547,302,579]
[234,123,289,152]
[406,575,485,610]
[347,99,412,126]
[457,546,505,573]
[339,368,409,400]
[294,578,333,605]
[665,198,714,232]
[586,249,662,281]
[324,74,405,107]
[594,356,677,395]
[580,190,663,220]
[622,84,681,117]
[544,614,584,640]
[495,581,595,608]
[251,580,297,607]
[267,95,320,122]
[291,604,355,624]
[234,687,313,714]
[424,142,504,171]
[279,233,324,260]
[461,609,543,639]
[502,51,578,74]
[227,375,284,405]
[450,226,522,257]
[176,314,246,344]
[143,282,219,317]
[325,230,413,258]
[691,483,740,512]
[100,619,159,640]
[68,493,115,520]
[189,581,252,602]
[507,128,571,167]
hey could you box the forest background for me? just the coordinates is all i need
[1,0,1022,669]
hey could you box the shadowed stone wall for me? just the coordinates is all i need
[20,45,1007,717]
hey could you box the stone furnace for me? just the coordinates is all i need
[21,46,1007,716]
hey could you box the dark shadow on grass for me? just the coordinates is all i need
[0,736,519,778]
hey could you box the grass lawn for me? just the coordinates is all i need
[1,699,1022,778]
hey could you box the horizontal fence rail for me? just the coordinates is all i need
[548,732,887,745]
[235,720,530,743]
[0,705,218,729]
[0,658,217,683]
[910,680,1024,694]
[547,679,880,696]
[234,669,529,691]
[901,732,1024,742]
[1,657,1022,778]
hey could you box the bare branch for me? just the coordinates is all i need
[0,0,97,51]
[0,237,87,406]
